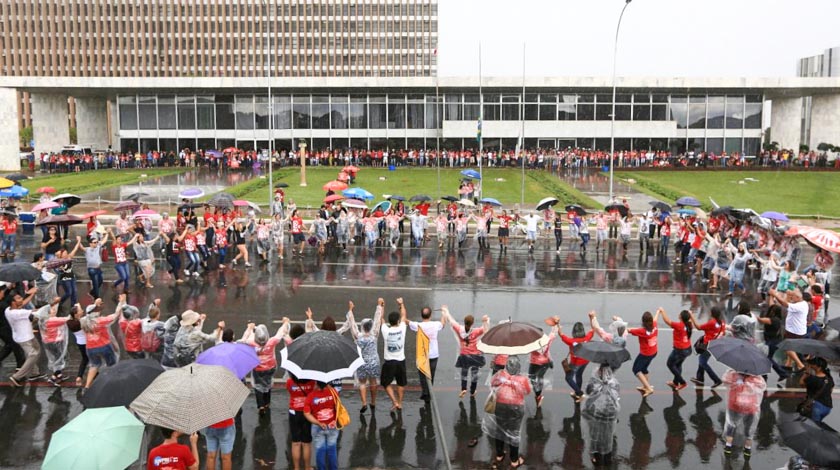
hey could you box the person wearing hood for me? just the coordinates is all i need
[160,315,182,369]
[726,241,752,297]
[172,310,223,367]
[242,318,290,415]
[484,356,530,469]
[140,299,165,361]
[583,363,620,467]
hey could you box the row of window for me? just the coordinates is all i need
[119,136,761,156]
[118,93,763,131]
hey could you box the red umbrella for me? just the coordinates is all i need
[81,210,107,219]
[36,186,56,194]
[32,201,60,212]
[322,181,348,192]
[232,200,250,207]
[223,147,238,154]
[324,194,344,203]
[343,165,360,173]
[133,209,159,218]
[337,171,349,182]
[786,225,840,254]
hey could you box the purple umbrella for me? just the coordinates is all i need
[196,342,259,379]
[178,187,205,200]
[760,211,789,222]
[206,150,224,159]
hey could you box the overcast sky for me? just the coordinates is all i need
[438,0,840,78]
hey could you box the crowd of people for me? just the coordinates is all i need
[29,144,840,175]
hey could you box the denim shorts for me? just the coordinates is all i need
[205,424,236,454]
[632,352,657,375]
[87,345,117,368]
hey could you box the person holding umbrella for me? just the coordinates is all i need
[799,357,834,423]
[689,307,726,389]
[444,306,490,398]
[146,427,199,470]
[242,319,290,415]
[721,368,766,459]
[484,356,530,469]
[303,381,342,470]
[560,320,595,402]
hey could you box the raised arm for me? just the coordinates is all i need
[371,298,385,338]
[336,301,354,335]
[347,311,360,340]
[657,307,672,325]
[241,322,256,343]
[304,307,318,332]
[397,297,407,324]
[68,236,83,257]
[688,311,702,330]
[275,317,291,340]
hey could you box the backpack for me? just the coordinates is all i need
[141,324,162,353]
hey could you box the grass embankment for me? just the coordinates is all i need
[617,171,840,217]
[20,168,187,200]
[220,167,593,210]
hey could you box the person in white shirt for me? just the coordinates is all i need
[523,212,541,253]
[769,287,807,371]
[381,297,408,410]
[4,287,40,386]
[405,303,446,403]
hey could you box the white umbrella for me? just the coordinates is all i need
[458,199,476,207]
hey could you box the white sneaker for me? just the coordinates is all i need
[219,264,225,269]
[184,269,190,276]
[232,259,238,266]
[245,262,252,267]
[192,271,199,278]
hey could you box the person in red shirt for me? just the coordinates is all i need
[628,310,660,397]
[496,210,515,253]
[560,321,595,402]
[529,319,559,408]
[287,373,315,470]
[107,228,137,294]
[1,215,18,257]
[658,307,693,391]
[488,356,530,469]
[289,209,307,256]
[147,427,199,470]
[304,382,339,470]
[689,307,726,388]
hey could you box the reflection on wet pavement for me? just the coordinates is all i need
[0,227,838,469]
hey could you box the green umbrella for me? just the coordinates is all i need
[42,406,144,470]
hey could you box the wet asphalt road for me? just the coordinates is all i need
[1,171,839,469]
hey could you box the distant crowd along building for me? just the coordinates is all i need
[0,0,838,171]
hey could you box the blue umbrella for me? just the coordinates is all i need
[479,197,502,207]
[342,188,374,201]
[760,211,789,222]
[0,185,29,199]
[461,169,481,180]
[372,201,392,213]
[675,196,701,207]
[677,208,696,216]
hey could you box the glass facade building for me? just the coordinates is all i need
[117,90,763,155]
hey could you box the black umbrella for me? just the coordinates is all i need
[51,194,82,208]
[3,173,29,182]
[536,197,559,211]
[441,195,459,202]
[280,330,364,383]
[648,201,671,213]
[208,193,235,208]
[35,214,83,226]
[778,339,840,362]
[0,263,42,283]
[125,192,149,202]
[274,182,289,188]
[574,341,631,369]
[82,359,165,408]
[410,194,432,202]
[113,200,141,212]
[565,204,587,216]
[477,322,549,355]
[388,195,406,201]
[178,203,204,210]
[605,204,629,218]
[708,337,771,376]
[730,208,757,221]
[778,411,840,468]
[710,206,733,217]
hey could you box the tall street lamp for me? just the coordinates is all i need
[263,0,275,207]
[608,0,632,202]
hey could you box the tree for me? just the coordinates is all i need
[799,144,810,153]
[817,142,834,153]
[69,127,77,145]
[18,126,32,149]
[763,141,779,152]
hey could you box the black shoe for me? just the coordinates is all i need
[743,447,751,459]
[360,405,368,414]
[690,378,704,386]
[724,445,732,457]
[711,381,723,389]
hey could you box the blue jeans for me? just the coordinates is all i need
[696,350,721,384]
[60,279,77,306]
[311,425,339,470]
[186,251,200,272]
[812,400,832,423]
[565,363,587,396]
[204,424,236,454]
[217,247,227,265]
[167,255,182,279]
[660,235,670,255]
[114,262,130,290]
[87,268,103,299]
[729,270,745,293]
[2,233,15,254]
[666,348,692,385]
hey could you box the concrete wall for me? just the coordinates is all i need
[0,88,21,170]
[808,94,840,149]
[31,93,69,157]
[75,96,109,150]
[770,97,802,150]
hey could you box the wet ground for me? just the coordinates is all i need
[2,168,838,469]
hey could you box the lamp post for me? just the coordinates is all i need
[608,0,632,203]
[299,140,308,186]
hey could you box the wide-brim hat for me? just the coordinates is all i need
[180,309,201,326]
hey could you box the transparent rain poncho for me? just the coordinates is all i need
[722,370,766,445]
[160,316,182,368]
[347,306,384,386]
[35,304,70,373]
[482,357,530,447]
[583,364,621,455]
[729,314,758,344]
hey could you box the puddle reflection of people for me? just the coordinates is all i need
[347,413,378,468]
[415,402,437,470]
[662,392,687,466]
[557,404,584,469]
[523,408,550,469]
[379,411,406,468]
[252,414,277,470]
[452,398,481,468]
[628,399,653,468]
[689,390,723,463]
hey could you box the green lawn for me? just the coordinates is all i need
[224,167,600,210]
[619,171,839,217]
[20,168,187,200]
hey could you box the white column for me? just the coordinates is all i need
[75,96,110,150]
[31,93,70,157]
[0,88,21,171]
[769,97,802,151]
[108,98,119,151]
[809,94,840,150]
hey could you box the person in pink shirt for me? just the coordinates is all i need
[528,317,559,408]
[434,213,448,249]
[486,356,530,469]
[243,318,290,415]
[444,306,489,398]
[627,310,660,398]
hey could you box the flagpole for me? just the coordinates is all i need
[436,49,441,198]
[520,42,526,207]
[478,43,483,188]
